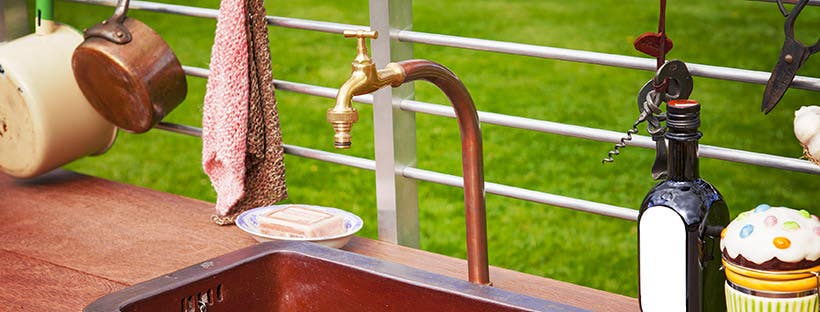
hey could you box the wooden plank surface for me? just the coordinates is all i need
[0,170,638,311]
[0,250,127,311]
[0,169,257,285]
[343,238,638,312]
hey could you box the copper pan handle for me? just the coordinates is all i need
[82,0,132,44]
[112,0,130,23]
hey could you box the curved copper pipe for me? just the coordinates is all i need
[397,60,490,285]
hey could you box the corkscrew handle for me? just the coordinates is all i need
[602,61,693,181]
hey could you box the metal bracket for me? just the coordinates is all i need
[83,0,132,44]
[84,17,132,44]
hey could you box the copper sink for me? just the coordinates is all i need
[84,241,583,311]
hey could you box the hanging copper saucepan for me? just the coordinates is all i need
[72,0,187,133]
[0,0,117,178]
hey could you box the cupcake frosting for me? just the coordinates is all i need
[720,205,820,266]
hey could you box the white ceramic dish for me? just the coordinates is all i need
[236,205,363,249]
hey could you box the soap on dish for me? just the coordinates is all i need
[257,205,346,238]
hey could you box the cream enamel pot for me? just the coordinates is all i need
[0,0,117,178]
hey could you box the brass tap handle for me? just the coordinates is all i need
[342,30,378,39]
[343,30,378,64]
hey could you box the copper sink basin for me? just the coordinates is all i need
[84,241,583,311]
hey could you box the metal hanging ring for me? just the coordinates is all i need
[644,90,663,114]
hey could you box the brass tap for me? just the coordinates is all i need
[328,30,406,148]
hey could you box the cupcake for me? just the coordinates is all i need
[721,205,820,271]
[720,205,819,312]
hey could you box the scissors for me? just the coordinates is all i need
[761,0,820,114]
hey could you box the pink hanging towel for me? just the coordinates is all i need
[202,0,250,218]
[204,0,288,224]
[232,0,288,216]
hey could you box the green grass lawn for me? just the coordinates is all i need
[49,0,819,297]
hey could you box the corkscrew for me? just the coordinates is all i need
[602,60,693,180]
[601,81,661,164]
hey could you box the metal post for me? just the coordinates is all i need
[369,0,418,247]
[1,0,29,41]
[0,3,5,42]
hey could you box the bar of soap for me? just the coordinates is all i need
[257,206,346,238]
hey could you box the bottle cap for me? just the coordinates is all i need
[667,99,700,131]
[669,99,699,108]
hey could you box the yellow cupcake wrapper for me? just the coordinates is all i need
[725,283,819,312]
[724,259,820,293]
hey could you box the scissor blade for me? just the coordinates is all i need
[762,40,811,114]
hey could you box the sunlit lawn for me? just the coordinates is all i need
[52,0,820,296]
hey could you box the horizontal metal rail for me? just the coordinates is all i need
[154,122,639,221]
[400,167,639,221]
[750,0,820,5]
[399,100,820,175]
[66,0,820,92]
[394,31,820,91]
[62,0,367,34]
[182,65,820,175]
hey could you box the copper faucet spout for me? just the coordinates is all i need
[331,31,490,285]
[396,59,491,285]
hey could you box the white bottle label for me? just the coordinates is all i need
[639,206,687,312]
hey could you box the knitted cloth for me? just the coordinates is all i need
[207,0,288,225]
[202,0,249,217]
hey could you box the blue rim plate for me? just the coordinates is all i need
[236,205,363,241]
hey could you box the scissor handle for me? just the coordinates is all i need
[777,0,789,16]
[783,0,810,39]
[809,38,820,54]
[782,0,820,53]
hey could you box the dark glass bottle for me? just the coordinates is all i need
[637,100,730,312]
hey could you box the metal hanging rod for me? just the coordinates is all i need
[66,0,820,91]
[750,0,820,5]
[61,0,366,34]
[154,122,639,221]
[394,31,820,91]
[400,167,639,221]
[397,100,820,175]
[181,65,820,175]
[155,123,377,171]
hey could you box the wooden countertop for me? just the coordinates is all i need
[0,170,637,311]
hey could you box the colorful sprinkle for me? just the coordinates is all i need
[754,204,771,213]
[815,227,820,237]
[773,237,791,249]
[812,215,819,222]
[798,210,811,219]
[783,221,800,231]
[720,228,727,239]
[740,224,754,238]
[764,215,778,227]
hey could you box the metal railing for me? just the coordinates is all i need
[65,0,819,246]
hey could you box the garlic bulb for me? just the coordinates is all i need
[794,106,820,165]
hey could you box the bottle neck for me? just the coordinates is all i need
[665,100,702,181]
[666,133,700,181]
